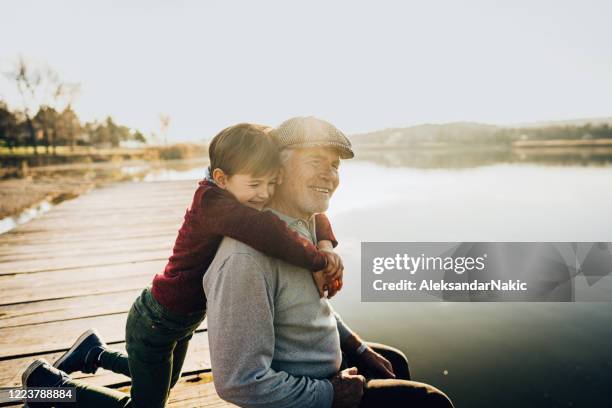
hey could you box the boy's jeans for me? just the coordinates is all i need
[59,287,205,408]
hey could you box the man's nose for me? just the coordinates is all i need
[318,165,337,182]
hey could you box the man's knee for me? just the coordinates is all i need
[425,386,454,408]
[362,379,453,408]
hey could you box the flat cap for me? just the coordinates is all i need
[270,116,354,159]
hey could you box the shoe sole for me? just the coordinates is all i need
[52,328,97,371]
[21,359,46,387]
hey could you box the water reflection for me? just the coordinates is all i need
[325,153,612,407]
[354,145,612,169]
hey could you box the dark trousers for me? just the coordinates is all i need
[62,288,205,408]
[344,342,454,408]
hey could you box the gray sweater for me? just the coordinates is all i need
[203,212,353,408]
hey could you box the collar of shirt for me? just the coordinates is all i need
[204,166,215,184]
[265,208,317,244]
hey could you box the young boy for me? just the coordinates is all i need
[21,123,344,408]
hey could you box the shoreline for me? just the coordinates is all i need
[0,156,210,226]
[0,176,102,223]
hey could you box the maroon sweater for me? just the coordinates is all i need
[151,180,338,314]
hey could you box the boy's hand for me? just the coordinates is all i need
[321,250,344,298]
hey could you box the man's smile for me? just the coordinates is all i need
[310,186,332,195]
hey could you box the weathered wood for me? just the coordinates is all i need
[0,312,207,358]
[0,227,176,246]
[0,372,232,407]
[0,290,142,328]
[0,262,161,305]
[0,179,225,406]
[165,373,235,407]
[0,235,173,260]
[0,250,170,276]
[0,331,211,389]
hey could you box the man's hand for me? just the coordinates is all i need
[358,348,396,379]
[330,367,365,408]
[312,270,328,298]
[321,250,344,298]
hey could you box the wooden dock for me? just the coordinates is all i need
[0,180,234,407]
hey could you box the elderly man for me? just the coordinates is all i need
[204,117,453,407]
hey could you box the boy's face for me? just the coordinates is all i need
[223,172,278,210]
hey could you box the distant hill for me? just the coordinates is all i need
[350,118,612,147]
[350,122,500,147]
[512,117,612,128]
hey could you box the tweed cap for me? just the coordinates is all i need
[270,116,354,159]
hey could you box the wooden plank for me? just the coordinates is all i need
[0,331,211,389]
[0,313,131,359]
[166,373,235,407]
[0,250,170,276]
[0,179,233,406]
[0,372,232,408]
[0,236,173,261]
[0,260,162,304]
[0,290,143,328]
[0,241,173,263]
[0,228,177,247]
[0,311,206,358]
[9,216,184,233]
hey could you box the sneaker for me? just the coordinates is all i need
[53,329,107,374]
[22,358,70,387]
[22,359,71,408]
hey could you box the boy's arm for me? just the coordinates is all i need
[315,213,338,248]
[200,186,327,272]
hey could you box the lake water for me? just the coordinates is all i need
[145,155,612,407]
[326,161,612,408]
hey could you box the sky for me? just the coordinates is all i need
[1,0,611,142]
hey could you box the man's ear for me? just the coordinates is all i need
[212,168,229,189]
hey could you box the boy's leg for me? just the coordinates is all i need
[169,332,194,389]
[124,290,179,408]
[124,288,205,407]
[98,348,131,377]
[61,379,132,408]
[22,359,132,408]
[126,339,175,408]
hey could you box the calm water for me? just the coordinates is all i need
[327,161,612,408]
[148,156,612,407]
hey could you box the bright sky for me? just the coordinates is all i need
[1,0,611,142]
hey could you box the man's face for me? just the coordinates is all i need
[278,147,340,218]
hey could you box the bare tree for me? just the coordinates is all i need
[5,57,81,155]
[7,56,42,154]
[0,101,18,152]
[36,65,81,154]
[159,113,171,145]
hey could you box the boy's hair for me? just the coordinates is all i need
[208,123,280,177]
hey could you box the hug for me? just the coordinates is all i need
[21,117,453,407]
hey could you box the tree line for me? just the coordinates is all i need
[1,58,146,155]
[351,121,612,147]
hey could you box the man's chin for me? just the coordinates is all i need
[304,201,330,215]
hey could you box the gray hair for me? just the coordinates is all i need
[279,148,295,166]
